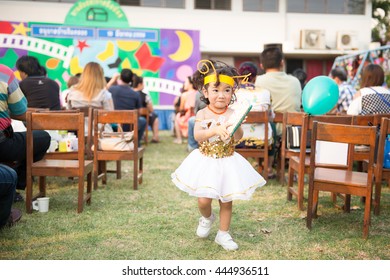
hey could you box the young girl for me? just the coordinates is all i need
[171,60,266,250]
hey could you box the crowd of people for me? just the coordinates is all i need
[1,48,389,250]
[0,56,160,230]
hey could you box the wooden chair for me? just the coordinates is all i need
[139,107,149,145]
[93,109,145,190]
[352,114,390,164]
[306,121,376,238]
[25,111,93,213]
[77,106,122,182]
[279,112,307,185]
[287,114,353,210]
[372,117,390,215]
[234,111,270,179]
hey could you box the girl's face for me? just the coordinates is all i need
[203,82,233,109]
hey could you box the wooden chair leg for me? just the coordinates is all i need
[312,190,319,219]
[139,156,143,184]
[297,171,305,211]
[77,176,84,213]
[116,160,121,179]
[93,157,99,190]
[133,156,138,190]
[331,192,337,204]
[263,156,268,180]
[39,176,46,197]
[26,174,33,214]
[306,186,314,229]
[287,166,294,201]
[86,172,92,205]
[101,161,107,185]
[374,181,382,216]
[280,156,285,185]
[363,191,372,239]
[344,194,351,213]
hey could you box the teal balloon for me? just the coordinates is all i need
[302,76,339,115]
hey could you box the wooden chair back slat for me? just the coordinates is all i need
[234,111,270,179]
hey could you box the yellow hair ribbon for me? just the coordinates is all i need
[204,74,235,87]
[197,59,252,87]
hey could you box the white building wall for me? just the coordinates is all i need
[0,0,372,56]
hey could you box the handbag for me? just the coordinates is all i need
[98,125,134,151]
[286,126,311,149]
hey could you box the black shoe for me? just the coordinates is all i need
[14,192,24,203]
[7,209,22,227]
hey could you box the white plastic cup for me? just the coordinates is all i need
[32,197,50,213]
[47,140,58,153]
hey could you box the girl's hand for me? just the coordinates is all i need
[214,122,232,142]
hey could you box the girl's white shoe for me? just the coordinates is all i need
[196,213,215,238]
[215,231,238,251]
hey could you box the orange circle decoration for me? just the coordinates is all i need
[46,58,60,69]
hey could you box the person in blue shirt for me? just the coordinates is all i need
[108,69,147,146]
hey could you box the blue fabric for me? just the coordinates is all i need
[109,85,141,110]
[187,116,198,150]
[0,164,17,228]
[155,109,174,130]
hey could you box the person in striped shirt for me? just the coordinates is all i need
[0,64,50,201]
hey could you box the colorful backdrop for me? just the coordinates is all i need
[0,0,200,128]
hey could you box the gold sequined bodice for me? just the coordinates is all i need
[199,138,234,158]
[198,117,235,158]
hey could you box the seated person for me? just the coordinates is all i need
[233,61,273,148]
[108,69,147,146]
[132,74,159,143]
[174,76,197,144]
[0,164,21,229]
[0,64,51,200]
[16,55,61,110]
[187,91,207,152]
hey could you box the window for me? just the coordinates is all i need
[118,0,141,5]
[243,0,278,12]
[11,0,78,2]
[195,0,231,10]
[118,0,184,8]
[287,0,365,14]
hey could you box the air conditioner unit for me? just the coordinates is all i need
[300,29,326,49]
[336,31,358,50]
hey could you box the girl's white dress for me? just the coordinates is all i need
[171,117,266,202]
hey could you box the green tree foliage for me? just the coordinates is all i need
[372,0,390,44]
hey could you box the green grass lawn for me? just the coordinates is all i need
[1,131,389,260]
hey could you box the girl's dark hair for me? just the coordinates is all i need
[360,63,384,88]
[192,60,240,105]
